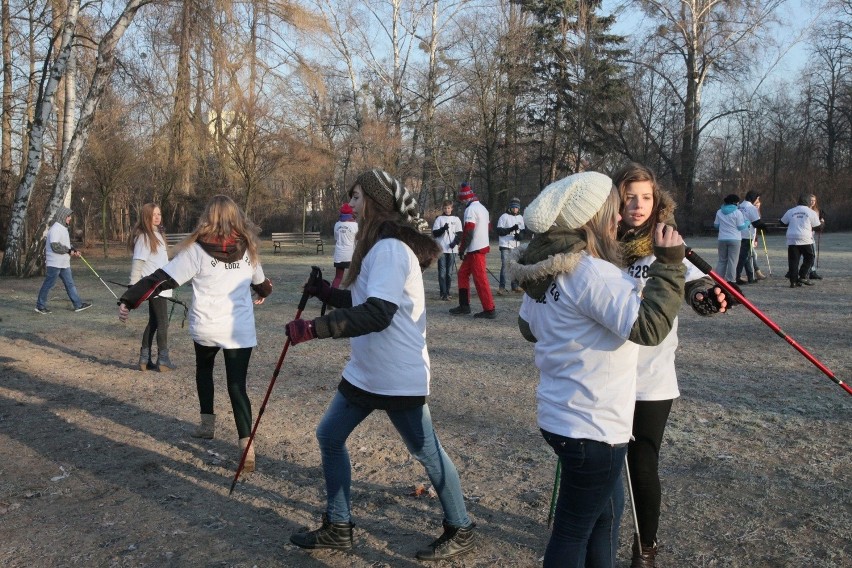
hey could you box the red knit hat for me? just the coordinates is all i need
[339,203,353,215]
[457,182,475,202]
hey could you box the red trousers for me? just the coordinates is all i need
[457,249,495,311]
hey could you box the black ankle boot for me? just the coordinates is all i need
[290,514,354,550]
[450,290,471,315]
[415,522,476,561]
[631,534,657,568]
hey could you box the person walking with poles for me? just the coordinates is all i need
[127,203,175,372]
[613,163,728,567]
[449,182,496,319]
[495,197,525,294]
[432,199,462,301]
[117,195,272,472]
[284,169,477,561]
[780,194,822,288]
[35,206,92,314]
[510,171,686,568]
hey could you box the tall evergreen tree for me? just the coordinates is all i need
[520,0,627,181]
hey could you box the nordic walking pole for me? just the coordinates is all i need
[624,455,643,548]
[107,279,190,327]
[759,230,771,275]
[816,231,821,270]
[229,266,323,494]
[685,247,852,396]
[547,458,561,528]
[78,253,119,300]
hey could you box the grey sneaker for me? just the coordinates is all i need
[74,302,93,312]
[35,306,51,314]
[415,522,476,561]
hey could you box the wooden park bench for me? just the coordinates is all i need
[166,232,193,246]
[271,232,324,254]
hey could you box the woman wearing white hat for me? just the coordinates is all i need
[509,171,686,568]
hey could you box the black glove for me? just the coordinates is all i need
[511,224,519,232]
[304,279,334,303]
[691,287,725,316]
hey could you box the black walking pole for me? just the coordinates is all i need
[685,247,851,396]
[107,280,190,327]
[229,266,324,494]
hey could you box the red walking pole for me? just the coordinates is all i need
[685,248,851,397]
[229,266,323,494]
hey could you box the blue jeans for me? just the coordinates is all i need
[37,266,83,309]
[437,253,454,296]
[541,430,627,568]
[499,247,518,290]
[316,391,470,527]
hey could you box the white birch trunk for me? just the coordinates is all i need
[22,0,152,275]
[62,47,76,208]
[0,0,79,276]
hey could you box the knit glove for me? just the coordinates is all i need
[285,319,316,345]
[304,279,334,303]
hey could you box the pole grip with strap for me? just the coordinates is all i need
[685,247,851,396]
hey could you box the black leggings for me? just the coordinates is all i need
[627,399,673,547]
[142,297,169,351]
[194,343,253,438]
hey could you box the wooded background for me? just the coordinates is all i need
[1,0,851,276]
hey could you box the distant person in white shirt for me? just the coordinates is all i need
[449,182,496,319]
[332,203,358,288]
[35,206,92,314]
[495,197,525,294]
[780,194,822,288]
[127,203,174,371]
[432,200,462,300]
[712,194,749,283]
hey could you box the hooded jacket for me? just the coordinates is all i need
[508,229,685,347]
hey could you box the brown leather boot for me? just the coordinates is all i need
[631,534,657,568]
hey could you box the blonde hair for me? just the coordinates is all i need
[176,195,261,264]
[579,187,622,266]
[128,203,164,254]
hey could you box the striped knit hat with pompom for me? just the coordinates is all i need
[351,169,428,232]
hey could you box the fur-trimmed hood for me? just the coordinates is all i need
[507,227,587,298]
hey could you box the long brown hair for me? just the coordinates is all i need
[579,187,623,266]
[176,195,261,264]
[128,203,164,254]
[342,193,395,288]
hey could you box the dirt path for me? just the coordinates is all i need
[1,232,850,567]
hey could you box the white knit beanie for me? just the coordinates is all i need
[523,172,613,233]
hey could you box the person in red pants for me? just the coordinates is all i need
[450,182,496,319]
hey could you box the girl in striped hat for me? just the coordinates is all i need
[285,169,477,561]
